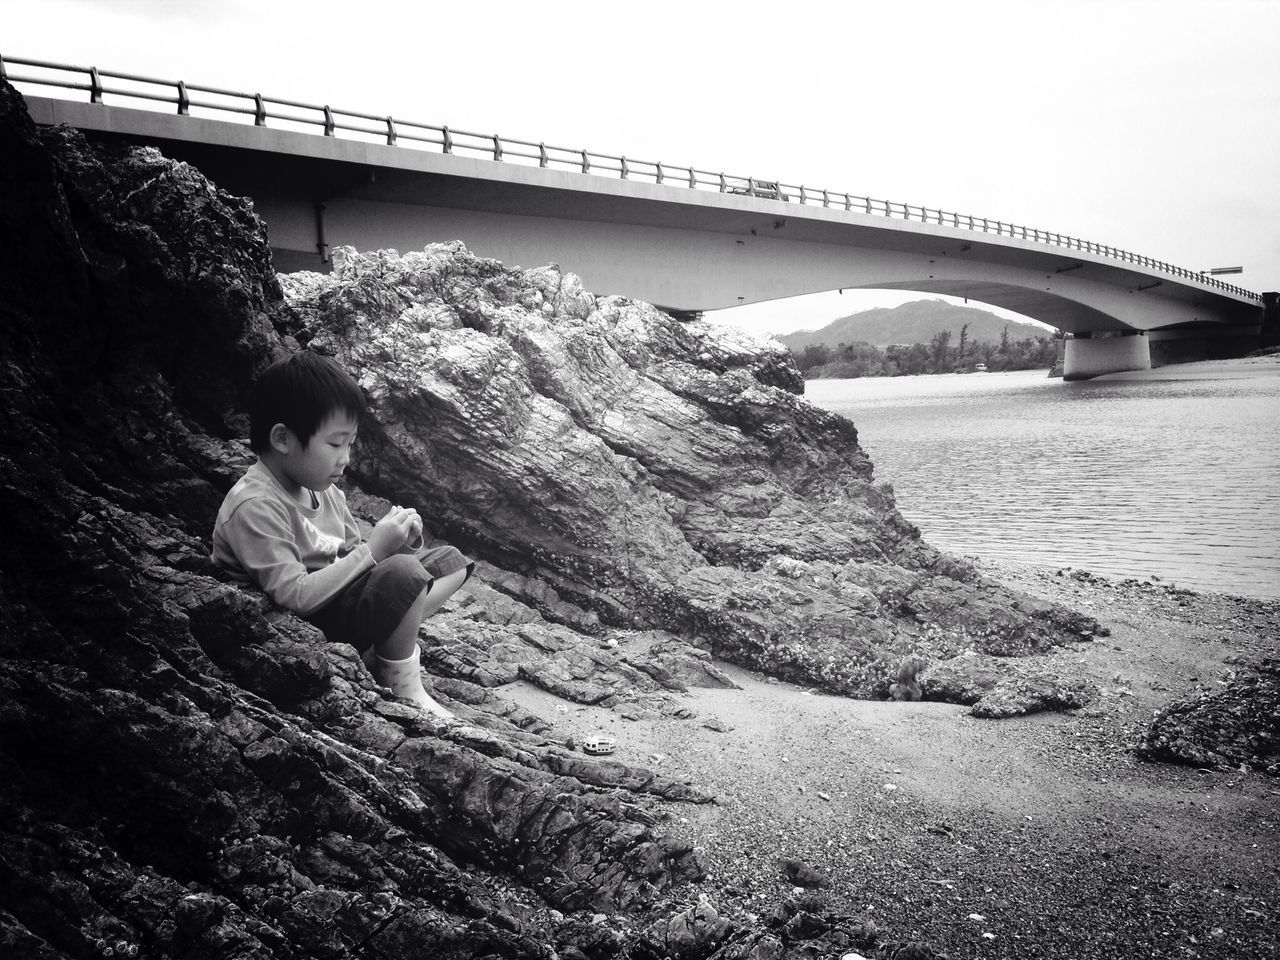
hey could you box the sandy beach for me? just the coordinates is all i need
[506,561,1280,959]
[1092,354,1280,381]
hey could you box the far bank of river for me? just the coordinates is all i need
[803,358,1280,600]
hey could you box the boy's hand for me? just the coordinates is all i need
[406,513,424,550]
[368,505,421,562]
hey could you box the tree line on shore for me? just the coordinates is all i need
[793,323,1062,379]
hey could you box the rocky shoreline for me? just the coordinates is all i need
[2,76,1276,960]
[511,563,1279,959]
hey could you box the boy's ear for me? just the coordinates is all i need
[267,422,293,455]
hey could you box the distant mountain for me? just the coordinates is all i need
[778,299,1051,351]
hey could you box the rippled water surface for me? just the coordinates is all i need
[804,363,1280,600]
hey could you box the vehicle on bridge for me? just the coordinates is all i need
[727,179,790,201]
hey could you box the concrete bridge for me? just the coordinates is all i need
[7,56,1268,379]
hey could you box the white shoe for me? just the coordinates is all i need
[368,646,454,719]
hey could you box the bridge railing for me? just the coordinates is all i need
[2,54,1260,303]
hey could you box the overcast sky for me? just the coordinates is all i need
[5,0,1277,337]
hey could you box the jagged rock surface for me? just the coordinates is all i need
[0,72,1107,960]
[280,246,1101,701]
[1135,657,1280,775]
[922,651,1099,717]
[0,81,706,959]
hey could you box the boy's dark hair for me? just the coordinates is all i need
[248,352,365,453]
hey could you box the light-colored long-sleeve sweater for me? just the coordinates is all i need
[211,460,375,617]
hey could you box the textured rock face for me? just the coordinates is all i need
[1136,657,1280,774]
[0,73,1104,959]
[280,246,1100,699]
[0,81,705,959]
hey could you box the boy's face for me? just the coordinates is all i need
[273,412,358,493]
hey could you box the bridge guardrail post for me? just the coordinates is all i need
[656,161,664,184]
[539,142,548,167]
[386,117,396,145]
[495,136,504,161]
[177,80,189,116]
[89,66,103,104]
[581,150,589,173]
[253,94,266,126]
[442,125,452,154]
[323,105,335,136]
[688,167,695,188]
[621,156,629,179]
[719,173,727,192]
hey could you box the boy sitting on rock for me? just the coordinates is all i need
[212,352,472,718]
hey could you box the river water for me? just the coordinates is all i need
[803,360,1280,600]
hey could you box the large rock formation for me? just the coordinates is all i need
[278,243,1100,706]
[0,74,1096,958]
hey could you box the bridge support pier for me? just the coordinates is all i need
[1062,332,1150,381]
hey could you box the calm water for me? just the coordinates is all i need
[804,363,1280,600]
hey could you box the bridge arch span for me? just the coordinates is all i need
[308,195,1230,338]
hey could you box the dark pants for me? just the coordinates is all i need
[308,544,473,652]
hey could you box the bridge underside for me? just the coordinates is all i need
[272,198,1256,340]
[30,96,1262,369]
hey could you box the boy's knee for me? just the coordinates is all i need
[374,553,433,595]
[434,567,467,589]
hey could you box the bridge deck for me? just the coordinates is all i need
[23,93,1263,336]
